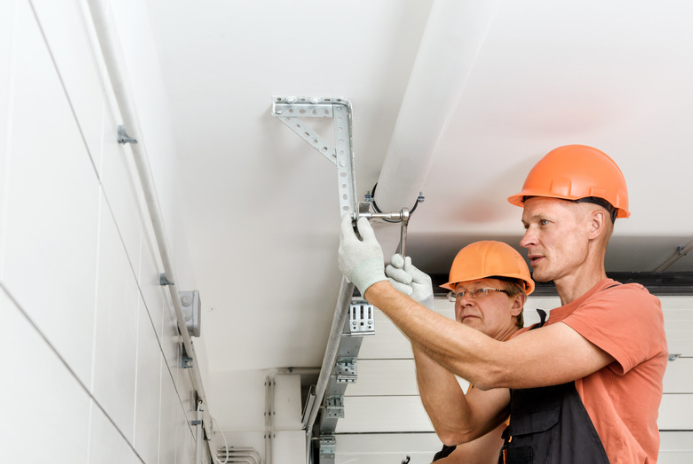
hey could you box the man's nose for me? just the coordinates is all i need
[520,228,536,248]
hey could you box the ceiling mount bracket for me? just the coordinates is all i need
[271,96,357,215]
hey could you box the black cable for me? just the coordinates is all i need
[370,182,424,222]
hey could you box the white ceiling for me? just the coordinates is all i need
[142,0,693,379]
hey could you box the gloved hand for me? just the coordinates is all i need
[386,253,435,310]
[385,254,413,297]
[338,214,388,296]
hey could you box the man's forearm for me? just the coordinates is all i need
[413,344,474,444]
[365,281,500,388]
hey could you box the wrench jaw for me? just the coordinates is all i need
[352,203,411,258]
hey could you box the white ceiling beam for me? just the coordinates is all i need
[374,0,499,212]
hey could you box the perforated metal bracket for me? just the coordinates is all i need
[324,396,345,418]
[334,358,357,383]
[319,434,336,461]
[349,300,375,335]
[271,96,357,215]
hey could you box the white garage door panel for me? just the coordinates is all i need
[337,396,434,433]
[658,394,693,429]
[358,310,413,360]
[347,359,471,397]
[347,359,418,396]
[658,431,693,464]
[335,433,441,464]
[663,357,693,393]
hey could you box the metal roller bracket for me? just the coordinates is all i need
[271,96,357,215]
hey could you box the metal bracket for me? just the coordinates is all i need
[117,125,138,144]
[334,358,357,383]
[324,396,345,418]
[349,300,375,335]
[160,273,175,286]
[319,435,336,461]
[182,356,193,368]
[271,96,357,215]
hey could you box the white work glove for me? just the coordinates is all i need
[338,214,388,296]
[386,253,435,310]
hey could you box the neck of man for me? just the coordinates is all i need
[553,254,608,306]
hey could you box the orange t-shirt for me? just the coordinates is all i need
[516,279,667,464]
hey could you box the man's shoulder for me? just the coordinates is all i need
[583,279,659,306]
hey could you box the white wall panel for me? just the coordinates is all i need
[30,0,106,173]
[274,374,303,430]
[659,431,693,464]
[663,357,693,393]
[1,0,99,387]
[101,103,143,272]
[161,289,183,398]
[663,307,693,356]
[92,203,139,441]
[359,309,415,360]
[347,359,419,397]
[139,226,166,341]
[109,0,179,235]
[273,431,306,464]
[159,364,180,464]
[338,396,434,433]
[0,1,11,229]
[658,394,693,430]
[89,403,138,464]
[0,288,91,463]
[134,295,163,464]
[336,433,441,464]
[1,1,202,463]
[175,400,191,464]
[208,369,267,431]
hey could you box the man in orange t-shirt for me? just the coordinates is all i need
[338,145,667,463]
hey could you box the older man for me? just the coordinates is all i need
[338,145,667,463]
[387,241,535,464]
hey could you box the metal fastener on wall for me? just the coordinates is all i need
[334,358,357,383]
[117,125,138,144]
[349,300,375,335]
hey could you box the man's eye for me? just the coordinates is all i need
[540,219,549,226]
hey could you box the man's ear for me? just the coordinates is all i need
[588,208,607,240]
[510,293,526,316]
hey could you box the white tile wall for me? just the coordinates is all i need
[2,0,100,387]
[100,103,144,272]
[0,2,203,464]
[139,225,166,342]
[92,198,140,441]
[159,368,180,464]
[30,0,106,174]
[134,295,163,464]
[0,0,11,224]
[0,288,92,462]
[89,404,139,464]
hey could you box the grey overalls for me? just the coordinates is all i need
[499,309,610,464]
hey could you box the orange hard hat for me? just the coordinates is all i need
[440,241,535,295]
[507,145,630,219]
